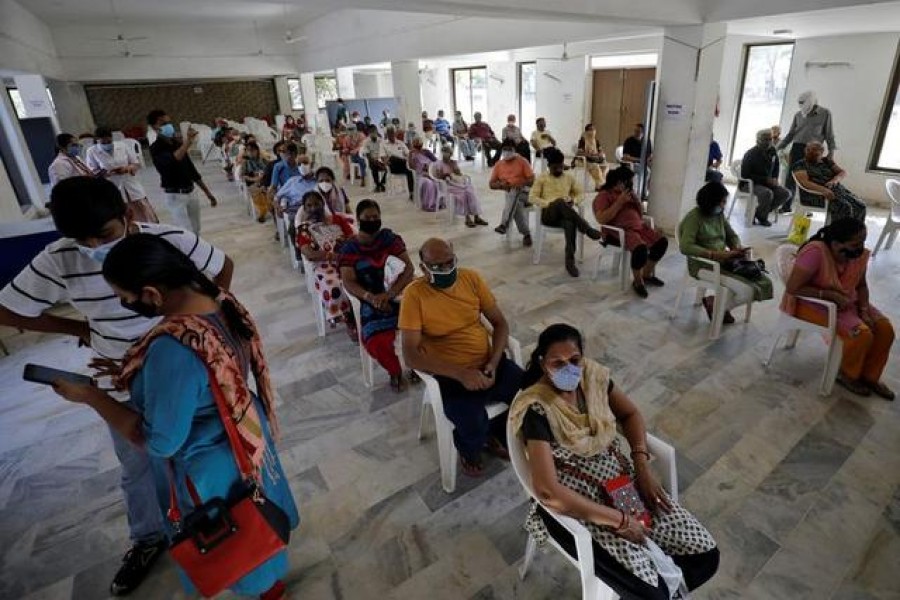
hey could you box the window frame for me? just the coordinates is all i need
[517,61,537,127]
[286,77,303,111]
[313,73,338,110]
[728,41,795,166]
[451,66,487,120]
[868,41,900,174]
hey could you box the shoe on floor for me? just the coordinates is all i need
[565,260,580,277]
[494,224,507,235]
[586,228,603,241]
[522,234,533,247]
[778,206,793,214]
[110,538,167,596]
[753,215,772,227]
[474,216,489,226]
[465,218,476,228]
[864,380,895,400]
[632,281,648,298]
[644,275,665,287]
[723,310,736,325]
[836,374,872,397]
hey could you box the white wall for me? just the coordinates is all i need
[354,71,395,98]
[0,0,63,78]
[536,57,591,152]
[779,32,899,204]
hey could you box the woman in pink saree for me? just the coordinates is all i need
[433,145,488,227]
[408,137,442,212]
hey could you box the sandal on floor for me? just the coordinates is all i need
[407,370,422,384]
[836,374,871,397]
[460,455,485,477]
[485,437,510,461]
[865,380,895,401]
[389,374,408,393]
[702,296,714,321]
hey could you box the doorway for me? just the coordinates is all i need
[590,67,656,158]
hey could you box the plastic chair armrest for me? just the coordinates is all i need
[646,433,678,500]
[794,295,838,332]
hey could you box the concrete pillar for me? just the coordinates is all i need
[0,83,45,213]
[390,60,423,130]
[272,76,293,116]
[335,67,356,99]
[45,80,94,135]
[298,72,319,129]
[648,23,727,232]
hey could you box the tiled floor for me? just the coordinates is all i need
[1,156,899,600]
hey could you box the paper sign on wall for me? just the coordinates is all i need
[664,102,686,120]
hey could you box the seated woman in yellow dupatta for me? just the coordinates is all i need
[508,324,719,600]
[783,218,895,399]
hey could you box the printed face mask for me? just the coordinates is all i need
[548,363,582,392]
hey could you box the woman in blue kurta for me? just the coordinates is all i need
[53,234,298,599]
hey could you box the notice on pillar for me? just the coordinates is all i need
[664,102,686,120]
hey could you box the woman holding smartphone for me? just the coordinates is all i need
[51,234,298,600]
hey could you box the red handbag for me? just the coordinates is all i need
[166,371,290,598]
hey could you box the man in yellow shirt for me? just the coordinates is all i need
[400,238,523,477]
[529,147,602,277]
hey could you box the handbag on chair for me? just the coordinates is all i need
[166,370,290,598]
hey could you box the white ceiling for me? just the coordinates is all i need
[728,1,900,38]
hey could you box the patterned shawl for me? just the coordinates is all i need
[508,359,618,457]
[116,291,278,481]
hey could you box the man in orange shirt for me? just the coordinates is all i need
[400,238,523,476]
[490,139,534,247]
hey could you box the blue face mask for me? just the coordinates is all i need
[548,363,583,392]
[711,206,724,216]
[159,123,176,138]
[100,142,114,153]
[77,233,125,263]
[66,145,81,158]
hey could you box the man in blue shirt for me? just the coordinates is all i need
[705,138,724,182]
[434,110,453,144]
[269,142,300,194]
[275,155,317,217]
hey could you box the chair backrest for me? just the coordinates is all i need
[886,178,900,219]
[507,418,537,499]
[772,243,798,283]
[615,146,624,162]
[730,159,742,179]
[792,171,827,209]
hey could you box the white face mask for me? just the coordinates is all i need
[318,181,333,193]
[501,150,515,161]
[299,164,310,176]
[77,232,126,264]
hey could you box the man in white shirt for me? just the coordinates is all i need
[382,127,414,200]
[86,126,159,223]
[363,125,387,192]
[0,176,234,596]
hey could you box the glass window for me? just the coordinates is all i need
[314,74,338,109]
[518,62,537,133]
[287,78,303,110]
[871,44,900,173]
[7,89,26,118]
[452,67,487,122]
[730,43,795,164]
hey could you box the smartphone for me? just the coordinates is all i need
[23,363,94,387]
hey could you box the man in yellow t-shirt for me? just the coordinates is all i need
[529,147,602,277]
[399,238,523,477]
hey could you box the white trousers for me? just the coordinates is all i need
[164,190,201,233]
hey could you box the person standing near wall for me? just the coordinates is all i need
[777,91,836,213]
[147,110,218,234]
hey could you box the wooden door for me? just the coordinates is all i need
[619,68,656,143]
[591,69,623,160]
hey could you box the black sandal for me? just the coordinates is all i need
[460,455,485,477]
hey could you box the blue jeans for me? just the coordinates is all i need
[108,404,165,544]
[435,355,523,462]
[350,153,367,179]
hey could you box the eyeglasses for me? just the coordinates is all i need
[423,256,457,273]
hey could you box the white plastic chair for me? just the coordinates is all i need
[430,163,460,223]
[348,159,363,186]
[411,318,523,494]
[872,178,899,257]
[763,245,843,396]
[533,203,586,266]
[123,138,145,168]
[346,290,377,387]
[387,172,407,196]
[592,216,655,291]
[511,420,679,600]
[670,223,752,340]
[792,172,832,226]
[727,160,756,227]
[285,213,299,270]
[614,145,625,164]
[301,256,328,338]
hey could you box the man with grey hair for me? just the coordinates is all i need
[777,91,836,211]
[741,128,790,226]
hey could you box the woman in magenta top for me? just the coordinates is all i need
[593,166,668,298]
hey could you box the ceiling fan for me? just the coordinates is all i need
[92,0,151,56]
[535,42,587,62]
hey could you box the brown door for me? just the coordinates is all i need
[619,68,656,145]
[591,69,623,161]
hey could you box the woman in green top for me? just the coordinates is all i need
[678,181,773,324]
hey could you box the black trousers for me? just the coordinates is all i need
[538,506,720,600]
[541,199,595,261]
[631,237,669,271]
[368,157,387,187]
[388,157,414,193]
[783,142,806,208]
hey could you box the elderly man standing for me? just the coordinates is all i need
[777,91,836,212]
[741,129,791,227]
[400,238,523,477]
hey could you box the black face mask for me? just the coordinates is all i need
[121,297,158,318]
[359,219,381,235]
[840,247,864,259]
